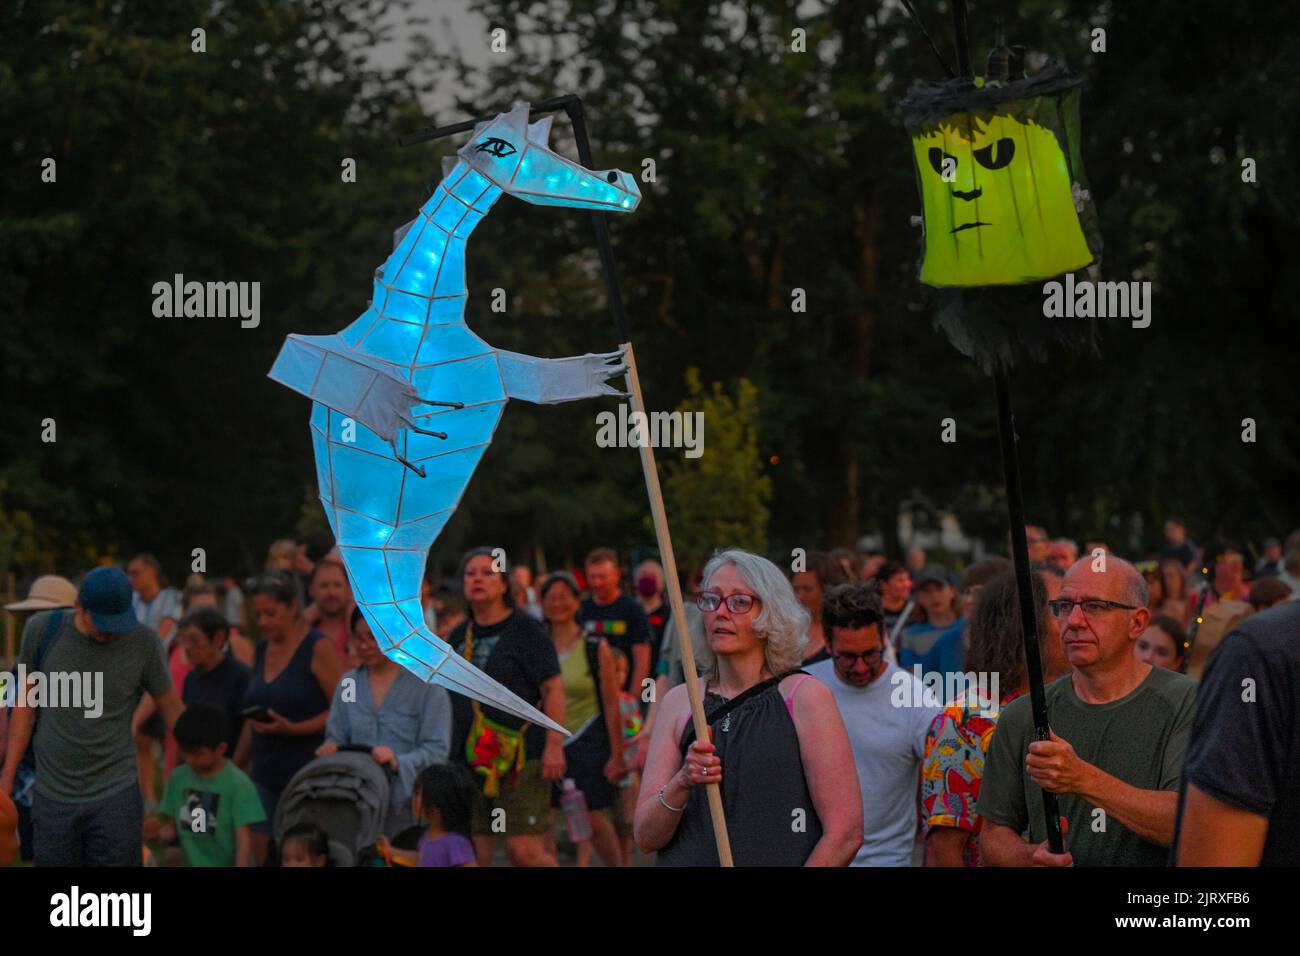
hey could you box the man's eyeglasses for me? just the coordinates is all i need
[1047,598,1139,619]
[833,649,883,667]
[696,591,759,614]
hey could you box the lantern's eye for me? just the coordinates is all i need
[973,138,1015,170]
[475,137,517,158]
[928,147,958,177]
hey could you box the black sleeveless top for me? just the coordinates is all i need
[656,671,823,867]
[244,630,330,790]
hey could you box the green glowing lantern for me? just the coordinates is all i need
[902,60,1101,289]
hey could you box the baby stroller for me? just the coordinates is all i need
[274,746,393,866]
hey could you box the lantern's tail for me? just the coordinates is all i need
[340,540,567,736]
[310,397,566,736]
[388,622,570,737]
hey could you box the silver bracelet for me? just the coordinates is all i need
[657,784,686,813]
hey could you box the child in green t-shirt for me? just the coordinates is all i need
[144,704,265,867]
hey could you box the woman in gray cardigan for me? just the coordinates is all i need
[317,607,452,835]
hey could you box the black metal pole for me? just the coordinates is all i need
[562,98,632,345]
[994,367,1065,855]
[951,0,972,78]
[398,94,580,147]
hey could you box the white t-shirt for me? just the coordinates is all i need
[806,659,942,866]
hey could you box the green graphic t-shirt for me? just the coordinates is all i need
[159,760,266,867]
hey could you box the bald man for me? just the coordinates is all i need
[977,556,1198,866]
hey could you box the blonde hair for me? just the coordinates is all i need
[694,549,809,680]
[267,538,298,570]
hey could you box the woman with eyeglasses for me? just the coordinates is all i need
[316,607,453,836]
[635,549,863,866]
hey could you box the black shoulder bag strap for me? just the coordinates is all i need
[677,667,807,753]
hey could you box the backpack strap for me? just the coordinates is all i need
[17,610,64,774]
[460,619,474,663]
[33,610,66,673]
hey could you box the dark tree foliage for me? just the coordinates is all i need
[2,0,1296,584]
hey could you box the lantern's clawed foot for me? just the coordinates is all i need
[391,446,429,478]
[387,439,428,476]
[409,424,449,440]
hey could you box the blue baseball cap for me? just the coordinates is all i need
[78,567,140,633]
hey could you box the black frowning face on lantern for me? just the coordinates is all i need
[903,66,1101,288]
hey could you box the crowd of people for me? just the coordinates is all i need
[0,516,1296,868]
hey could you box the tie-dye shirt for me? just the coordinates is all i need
[921,689,1022,867]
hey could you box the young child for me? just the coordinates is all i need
[609,648,642,866]
[1133,617,1186,672]
[381,764,477,867]
[145,704,265,866]
[280,822,330,867]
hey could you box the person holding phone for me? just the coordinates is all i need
[234,572,344,864]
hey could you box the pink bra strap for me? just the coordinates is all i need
[784,674,814,717]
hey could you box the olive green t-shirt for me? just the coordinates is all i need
[18,610,171,803]
[976,666,1197,866]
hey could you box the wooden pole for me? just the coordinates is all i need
[621,340,734,867]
